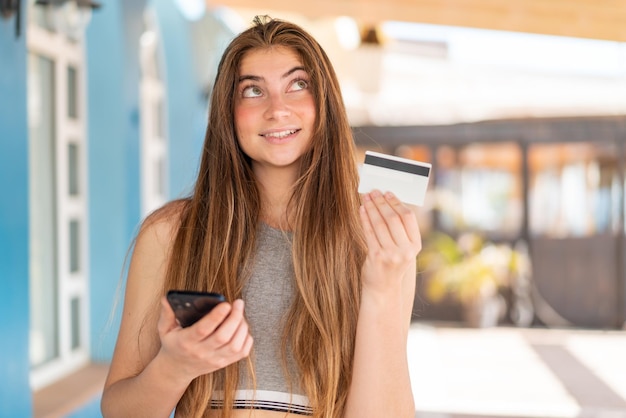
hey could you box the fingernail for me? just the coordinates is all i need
[371,190,382,198]
[362,193,371,202]
[385,191,395,199]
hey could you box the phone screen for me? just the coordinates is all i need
[166,290,226,327]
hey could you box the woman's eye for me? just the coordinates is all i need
[291,79,308,91]
[242,86,262,98]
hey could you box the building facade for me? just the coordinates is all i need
[0,1,234,415]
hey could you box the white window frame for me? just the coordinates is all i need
[28,22,90,391]
[140,10,169,218]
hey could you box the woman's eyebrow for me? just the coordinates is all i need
[238,74,262,83]
[282,66,306,78]
[238,66,307,83]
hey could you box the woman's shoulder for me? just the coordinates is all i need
[137,198,190,246]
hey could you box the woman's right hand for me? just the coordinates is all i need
[156,297,253,385]
[101,208,253,417]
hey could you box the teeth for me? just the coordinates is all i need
[263,129,297,139]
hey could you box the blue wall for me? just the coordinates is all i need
[152,0,222,197]
[85,0,219,362]
[86,0,146,362]
[0,3,33,416]
[82,0,236,365]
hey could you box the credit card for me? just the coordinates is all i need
[358,150,432,206]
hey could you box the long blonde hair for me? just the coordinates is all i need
[160,16,366,418]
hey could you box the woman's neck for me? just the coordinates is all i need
[253,166,298,230]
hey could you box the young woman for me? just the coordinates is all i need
[101,16,420,418]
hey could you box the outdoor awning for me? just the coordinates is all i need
[208,0,626,42]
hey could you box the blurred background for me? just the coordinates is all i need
[1,0,626,417]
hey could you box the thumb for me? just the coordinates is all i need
[158,296,180,336]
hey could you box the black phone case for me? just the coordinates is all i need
[166,290,226,328]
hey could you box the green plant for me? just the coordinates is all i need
[419,232,528,305]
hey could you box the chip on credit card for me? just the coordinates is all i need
[358,150,432,206]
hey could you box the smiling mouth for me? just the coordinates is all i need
[261,129,300,139]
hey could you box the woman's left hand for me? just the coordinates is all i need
[359,190,422,295]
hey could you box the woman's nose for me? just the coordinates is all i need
[264,95,291,119]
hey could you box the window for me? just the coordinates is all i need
[28,12,90,390]
[139,10,169,217]
[528,142,620,238]
[434,142,523,236]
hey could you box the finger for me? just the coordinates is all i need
[382,192,421,245]
[158,296,179,336]
[360,195,380,252]
[388,192,422,245]
[228,311,251,352]
[241,334,254,357]
[190,301,232,340]
[208,299,247,348]
[362,190,394,247]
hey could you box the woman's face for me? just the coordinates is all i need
[234,46,316,177]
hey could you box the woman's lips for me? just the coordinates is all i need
[260,129,301,143]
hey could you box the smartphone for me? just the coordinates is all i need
[166,290,226,328]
